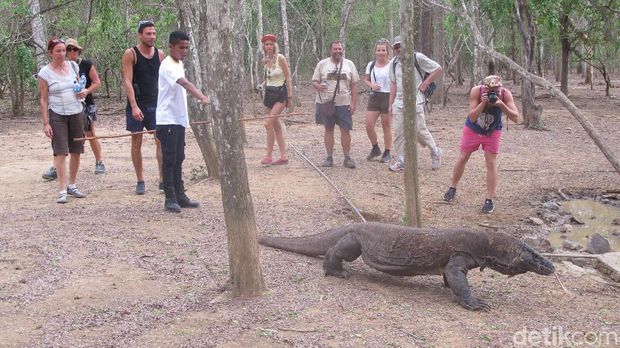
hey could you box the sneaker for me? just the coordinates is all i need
[482,199,495,213]
[380,151,392,163]
[57,191,68,204]
[159,182,164,193]
[343,156,356,169]
[136,181,146,195]
[66,185,86,198]
[42,166,57,181]
[431,147,442,170]
[389,159,404,172]
[443,187,456,202]
[366,146,382,161]
[320,156,333,167]
[94,160,105,174]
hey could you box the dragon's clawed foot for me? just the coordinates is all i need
[324,268,351,279]
[458,297,491,311]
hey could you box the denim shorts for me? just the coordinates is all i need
[126,104,157,132]
[314,103,353,130]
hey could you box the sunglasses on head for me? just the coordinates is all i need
[393,43,401,49]
[138,19,154,32]
[66,46,79,52]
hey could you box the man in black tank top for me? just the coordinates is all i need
[122,20,165,195]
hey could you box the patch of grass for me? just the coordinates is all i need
[190,165,209,182]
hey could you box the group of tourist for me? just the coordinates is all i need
[38,22,519,214]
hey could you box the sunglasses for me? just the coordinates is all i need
[393,43,401,49]
[47,38,65,51]
[66,46,79,52]
[137,19,155,32]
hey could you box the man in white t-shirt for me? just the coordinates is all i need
[156,31,210,213]
[388,36,443,172]
[311,41,360,169]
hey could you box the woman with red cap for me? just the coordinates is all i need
[260,34,292,165]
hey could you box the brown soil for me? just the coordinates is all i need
[1,76,619,347]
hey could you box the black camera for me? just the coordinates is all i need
[487,91,498,104]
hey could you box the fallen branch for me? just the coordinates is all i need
[74,130,155,141]
[277,327,317,333]
[290,144,366,223]
[553,272,571,295]
[190,112,308,125]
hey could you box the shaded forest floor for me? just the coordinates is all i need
[1,76,619,347]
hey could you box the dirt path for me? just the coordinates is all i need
[0,79,619,347]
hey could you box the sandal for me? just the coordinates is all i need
[272,158,289,165]
[260,156,273,165]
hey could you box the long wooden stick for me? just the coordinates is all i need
[190,112,308,125]
[74,130,155,141]
[290,144,367,223]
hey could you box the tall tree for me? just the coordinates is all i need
[202,0,265,297]
[29,0,46,69]
[401,0,423,227]
[514,0,542,127]
[280,0,290,63]
[338,0,357,50]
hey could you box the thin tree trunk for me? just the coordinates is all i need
[514,0,542,128]
[401,0,423,227]
[29,0,47,69]
[560,11,570,95]
[432,7,445,105]
[280,0,290,63]
[338,0,357,52]
[317,0,325,57]
[202,0,265,297]
[253,0,264,90]
[176,0,219,179]
[470,0,483,86]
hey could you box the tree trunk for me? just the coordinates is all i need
[253,0,264,91]
[317,0,326,57]
[400,0,423,227]
[584,58,593,86]
[280,0,290,63]
[176,0,220,179]
[202,0,266,297]
[338,0,357,52]
[29,0,47,69]
[432,7,445,105]
[514,0,542,128]
[560,11,570,95]
[470,0,483,86]
[457,0,620,176]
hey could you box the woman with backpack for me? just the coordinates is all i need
[363,38,393,163]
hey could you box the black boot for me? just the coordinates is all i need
[175,180,199,208]
[164,186,181,213]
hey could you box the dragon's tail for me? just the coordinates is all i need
[259,225,354,256]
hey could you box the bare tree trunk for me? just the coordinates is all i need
[432,7,445,105]
[317,0,325,57]
[560,11,570,95]
[388,0,394,42]
[29,0,47,69]
[470,0,483,86]
[202,0,265,297]
[514,0,542,128]
[280,0,290,63]
[338,0,357,52]
[401,0,423,227]
[176,0,220,179]
[253,0,264,90]
[454,0,620,176]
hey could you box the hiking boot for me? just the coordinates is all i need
[482,198,495,213]
[135,181,146,195]
[366,146,382,161]
[42,166,57,181]
[57,191,68,204]
[343,156,356,169]
[389,159,404,172]
[320,156,333,167]
[94,160,105,174]
[165,199,182,213]
[380,151,392,163]
[443,187,456,202]
[175,180,200,208]
[66,185,86,198]
[159,182,164,193]
[431,147,442,170]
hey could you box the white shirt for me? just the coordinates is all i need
[389,52,440,108]
[156,56,188,127]
[365,61,391,92]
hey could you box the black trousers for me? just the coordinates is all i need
[156,124,185,197]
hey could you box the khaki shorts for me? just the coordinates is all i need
[49,109,85,156]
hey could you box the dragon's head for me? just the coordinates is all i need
[483,235,555,276]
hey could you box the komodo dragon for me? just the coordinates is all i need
[259,222,555,310]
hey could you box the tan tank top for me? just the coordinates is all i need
[265,54,285,87]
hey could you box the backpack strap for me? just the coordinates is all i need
[413,52,425,80]
[369,60,377,83]
[392,56,398,76]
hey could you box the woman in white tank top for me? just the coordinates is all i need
[260,34,292,166]
[363,39,393,163]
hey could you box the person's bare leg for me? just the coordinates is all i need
[450,151,472,188]
[324,128,335,155]
[155,136,163,184]
[484,151,498,199]
[131,134,144,182]
[68,153,80,185]
[340,127,351,155]
[380,113,392,151]
[365,110,380,146]
[54,155,67,191]
[270,102,287,159]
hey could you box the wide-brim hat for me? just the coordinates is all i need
[484,75,503,87]
[65,38,83,51]
[261,34,277,43]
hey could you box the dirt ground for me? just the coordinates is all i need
[1,76,619,347]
